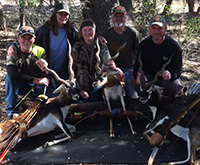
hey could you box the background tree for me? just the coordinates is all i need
[119,0,134,23]
[19,0,26,27]
[81,0,117,35]
[0,2,6,30]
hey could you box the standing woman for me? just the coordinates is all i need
[35,2,78,87]
[72,19,123,103]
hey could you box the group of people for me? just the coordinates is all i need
[5,3,183,118]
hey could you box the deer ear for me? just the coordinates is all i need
[53,84,64,94]
[182,87,188,95]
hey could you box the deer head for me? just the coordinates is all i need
[93,42,127,88]
[46,67,79,102]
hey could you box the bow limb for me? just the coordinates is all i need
[148,146,159,165]
[148,132,165,165]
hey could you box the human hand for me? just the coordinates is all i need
[79,90,89,99]
[107,60,125,82]
[98,36,107,44]
[7,45,17,57]
[36,59,48,72]
[161,70,171,80]
[136,73,147,85]
[107,60,116,70]
[115,67,125,82]
[33,77,49,86]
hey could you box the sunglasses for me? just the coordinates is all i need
[19,27,34,36]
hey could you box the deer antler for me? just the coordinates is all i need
[45,40,75,87]
[94,42,127,80]
[111,42,127,61]
[139,54,174,88]
[100,42,127,73]
[45,67,70,87]
[146,54,174,87]
[67,39,75,83]
[94,39,102,76]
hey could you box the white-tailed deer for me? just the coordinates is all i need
[137,53,200,164]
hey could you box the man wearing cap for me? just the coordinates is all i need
[5,26,51,117]
[101,6,140,99]
[134,14,183,97]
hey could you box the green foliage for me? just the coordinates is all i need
[132,0,157,38]
[185,16,200,36]
[14,0,40,8]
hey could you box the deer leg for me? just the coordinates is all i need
[143,124,154,141]
[143,115,169,141]
[120,95,136,135]
[44,136,71,148]
[104,94,115,138]
[109,116,114,138]
[44,121,75,148]
[126,117,136,135]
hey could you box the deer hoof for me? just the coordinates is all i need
[110,134,115,139]
[43,142,50,148]
[68,136,73,141]
[132,131,137,136]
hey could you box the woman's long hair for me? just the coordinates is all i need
[43,12,72,36]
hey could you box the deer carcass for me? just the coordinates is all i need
[93,42,141,138]
[137,52,200,164]
[0,64,79,163]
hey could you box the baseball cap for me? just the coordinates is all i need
[18,26,35,37]
[149,14,166,27]
[112,6,127,15]
[54,3,70,14]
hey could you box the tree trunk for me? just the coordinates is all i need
[20,5,25,27]
[82,0,118,35]
[119,0,133,12]
[0,2,6,30]
[186,0,194,13]
[119,0,135,26]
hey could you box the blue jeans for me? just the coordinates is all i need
[121,67,138,99]
[4,74,58,116]
[76,86,103,103]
